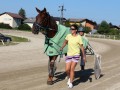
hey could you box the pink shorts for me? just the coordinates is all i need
[65,55,80,63]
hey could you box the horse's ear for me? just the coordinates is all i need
[43,8,47,12]
[36,7,41,13]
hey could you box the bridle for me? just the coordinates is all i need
[33,12,55,35]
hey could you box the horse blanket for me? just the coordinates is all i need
[44,24,70,56]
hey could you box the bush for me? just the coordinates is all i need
[0,23,12,29]
[18,24,31,31]
[108,29,120,35]
[84,27,91,33]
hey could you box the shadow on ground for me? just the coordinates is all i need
[73,68,94,86]
[53,68,104,85]
[53,68,94,84]
[54,72,66,84]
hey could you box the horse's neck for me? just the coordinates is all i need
[49,16,58,31]
[47,17,58,38]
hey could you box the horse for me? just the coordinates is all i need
[32,7,70,85]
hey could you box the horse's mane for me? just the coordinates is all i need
[48,15,58,31]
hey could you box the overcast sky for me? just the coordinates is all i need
[0,0,120,25]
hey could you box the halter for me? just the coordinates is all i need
[33,12,55,34]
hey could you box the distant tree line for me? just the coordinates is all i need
[97,21,120,35]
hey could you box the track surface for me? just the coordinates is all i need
[0,30,120,90]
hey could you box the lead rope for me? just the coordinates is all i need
[58,50,63,62]
[36,23,64,62]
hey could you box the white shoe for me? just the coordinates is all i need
[68,83,73,88]
[65,76,69,80]
[67,78,70,85]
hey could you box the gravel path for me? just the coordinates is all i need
[0,30,120,90]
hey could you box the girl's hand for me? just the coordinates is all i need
[83,56,87,62]
[60,47,63,51]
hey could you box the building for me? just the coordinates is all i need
[110,25,120,30]
[53,17,66,24]
[80,19,97,30]
[0,12,23,28]
[68,18,83,26]
[23,17,66,28]
[23,18,35,28]
[69,18,97,30]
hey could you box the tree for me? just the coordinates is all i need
[18,8,26,19]
[108,29,120,35]
[83,27,91,33]
[64,20,70,27]
[98,20,110,34]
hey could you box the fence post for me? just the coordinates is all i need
[1,40,5,45]
[114,35,115,40]
[104,35,105,39]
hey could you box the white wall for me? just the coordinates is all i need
[81,21,86,27]
[0,14,13,27]
[0,13,22,28]
[25,23,33,28]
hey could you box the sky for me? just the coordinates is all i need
[0,0,120,26]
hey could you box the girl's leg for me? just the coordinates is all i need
[70,61,77,83]
[65,61,72,78]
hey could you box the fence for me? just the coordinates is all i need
[86,34,120,40]
[0,39,5,45]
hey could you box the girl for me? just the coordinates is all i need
[60,24,86,88]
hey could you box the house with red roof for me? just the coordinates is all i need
[0,12,23,28]
[69,18,97,30]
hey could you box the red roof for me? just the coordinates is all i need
[0,12,23,19]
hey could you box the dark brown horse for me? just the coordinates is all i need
[32,8,58,37]
[32,7,69,85]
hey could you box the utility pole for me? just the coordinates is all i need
[58,5,66,24]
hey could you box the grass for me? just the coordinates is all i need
[10,35,29,42]
[0,35,30,46]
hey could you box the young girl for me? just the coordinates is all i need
[60,24,86,88]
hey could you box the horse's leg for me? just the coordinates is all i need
[49,56,58,76]
[47,55,58,85]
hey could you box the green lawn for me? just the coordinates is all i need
[0,35,30,46]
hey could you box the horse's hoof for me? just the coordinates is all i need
[47,81,53,85]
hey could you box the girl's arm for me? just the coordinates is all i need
[60,40,68,51]
[80,44,86,62]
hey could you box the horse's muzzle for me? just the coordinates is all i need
[32,23,40,34]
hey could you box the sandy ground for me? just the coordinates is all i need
[0,30,120,90]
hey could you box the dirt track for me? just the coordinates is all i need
[0,30,120,90]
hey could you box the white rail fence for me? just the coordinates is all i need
[86,34,120,40]
[0,39,5,45]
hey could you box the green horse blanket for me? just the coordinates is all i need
[44,24,70,56]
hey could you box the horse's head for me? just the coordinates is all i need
[32,8,58,38]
